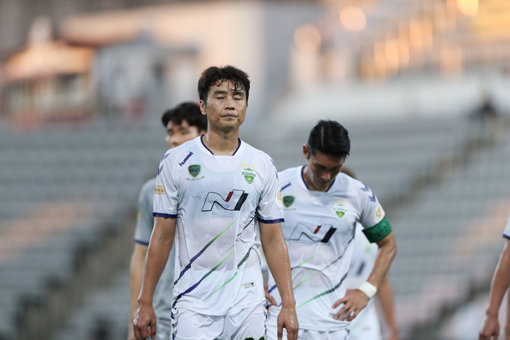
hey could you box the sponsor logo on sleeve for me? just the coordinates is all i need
[275,189,283,208]
[155,185,165,194]
[373,204,385,223]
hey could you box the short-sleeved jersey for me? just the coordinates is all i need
[154,135,284,315]
[345,225,382,340]
[134,177,175,321]
[503,215,510,239]
[267,166,385,331]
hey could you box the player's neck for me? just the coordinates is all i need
[202,129,240,155]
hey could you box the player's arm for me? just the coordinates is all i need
[377,275,399,340]
[134,216,176,340]
[333,230,397,321]
[480,239,510,340]
[129,243,148,340]
[259,221,298,340]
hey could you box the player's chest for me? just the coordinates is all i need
[280,190,360,244]
[175,159,263,205]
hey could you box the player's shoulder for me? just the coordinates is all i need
[160,137,199,164]
[241,140,275,167]
[278,166,301,182]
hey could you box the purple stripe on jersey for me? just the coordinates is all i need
[504,234,510,240]
[134,239,149,246]
[360,184,376,202]
[200,135,214,155]
[281,182,291,191]
[153,213,177,218]
[158,164,164,175]
[257,217,284,224]
[200,135,242,156]
[232,138,242,155]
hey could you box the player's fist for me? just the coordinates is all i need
[133,303,157,340]
[479,314,499,340]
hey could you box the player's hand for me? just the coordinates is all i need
[265,285,277,310]
[277,304,299,340]
[332,288,369,321]
[479,313,499,340]
[387,329,399,340]
[133,302,157,340]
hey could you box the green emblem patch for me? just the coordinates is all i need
[188,164,201,177]
[242,168,256,184]
[332,200,347,218]
[283,196,295,208]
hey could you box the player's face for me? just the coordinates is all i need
[166,120,203,149]
[200,80,247,133]
[302,145,345,191]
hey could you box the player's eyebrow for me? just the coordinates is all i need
[314,161,342,171]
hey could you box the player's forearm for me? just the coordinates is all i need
[486,242,510,316]
[138,220,175,304]
[260,224,295,307]
[130,245,147,316]
[366,233,397,288]
[377,276,398,334]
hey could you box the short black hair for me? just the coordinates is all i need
[307,120,350,158]
[161,102,207,132]
[197,65,250,105]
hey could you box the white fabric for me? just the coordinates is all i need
[154,136,283,316]
[267,166,385,331]
[503,214,510,238]
[172,302,265,340]
[265,314,350,340]
[346,226,382,340]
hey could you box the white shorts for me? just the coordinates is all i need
[348,305,381,340]
[265,321,350,340]
[171,303,265,340]
[155,316,172,340]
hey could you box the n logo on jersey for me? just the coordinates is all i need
[283,196,295,208]
[242,167,256,184]
[188,164,201,177]
[202,190,248,212]
[289,223,337,243]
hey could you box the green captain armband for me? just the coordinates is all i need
[362,217,392,243]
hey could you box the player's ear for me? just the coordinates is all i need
[200,100,207,115]
[302,144,310,159]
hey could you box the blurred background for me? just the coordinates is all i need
[1,0,510,339]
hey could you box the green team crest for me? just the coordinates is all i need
[188,164,201,177]
[283,195,295,208]
[332,200,348,218]
[242,167,256,184]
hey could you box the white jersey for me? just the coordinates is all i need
[503,214,510,239]
[267,166,385,331]
[154,135,284,316]
[346,225,382,340]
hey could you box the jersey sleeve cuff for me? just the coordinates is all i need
[257,217,284,224]
[504,234,510,240]
[153,212,177,218]
[134,239,150,246]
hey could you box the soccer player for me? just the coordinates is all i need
[479,214,510,340]
[265,120,397,340]
[128,102,207,340]
[342,168,398,340]
[134,65,298,340]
